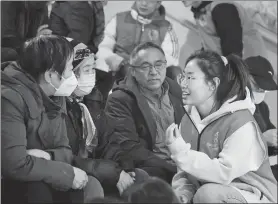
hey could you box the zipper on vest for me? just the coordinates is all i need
[197,112,232,151]
[142,24,145,32]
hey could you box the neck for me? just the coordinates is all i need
[140,85,162,98]
[196,97,217,120]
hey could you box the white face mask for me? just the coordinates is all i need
[74,72,96,97]
[51,72,78,96]
[253,91,266,104]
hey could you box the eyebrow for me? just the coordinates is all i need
[183,71,194,75]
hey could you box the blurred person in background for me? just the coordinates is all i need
[182,1,267,59]
[1,1,52,63]
[245,56,278,181]
[121,177,181,203]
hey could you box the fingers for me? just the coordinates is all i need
[37,24,49,32]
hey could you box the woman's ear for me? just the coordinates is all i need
[211,77,220,91]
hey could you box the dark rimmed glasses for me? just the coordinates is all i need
[130,60,167,73]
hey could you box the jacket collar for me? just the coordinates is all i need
[2,61,64,113]
[130,3,166,23]
[114,75,183,145]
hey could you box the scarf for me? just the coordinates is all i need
[78,102,98,154]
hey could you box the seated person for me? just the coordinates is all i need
[245,56,278,181]
[1,1,51,63]
[1,35,101,203]
[166,50,277,203]
[97,0,180,101]
[65,39,149,196]
[102,42,187,183]
[182,1,267,59]
[121,177,181,203]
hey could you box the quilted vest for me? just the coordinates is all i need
[115,11,170,60]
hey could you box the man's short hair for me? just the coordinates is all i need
[129,42,165,65]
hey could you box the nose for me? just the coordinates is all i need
[149,65,158,75]
[140,0,148,6]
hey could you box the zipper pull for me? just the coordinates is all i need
[142,24,145,32]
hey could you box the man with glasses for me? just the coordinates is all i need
[101,42,187,183]
[96,0,180,109]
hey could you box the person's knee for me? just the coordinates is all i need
[83,176,104,203]
[134,168,149,183]
[193,183,223,203]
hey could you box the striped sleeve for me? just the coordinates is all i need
[161,23,180,66]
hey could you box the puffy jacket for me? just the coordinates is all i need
[101,74,185,179]
[1,62,74,191]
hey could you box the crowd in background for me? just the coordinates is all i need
[1,1,277,203]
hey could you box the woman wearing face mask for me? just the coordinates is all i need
[65,39,149,197]
[1,35,103,203]
[245,56,278,181]
[165,50,277,203]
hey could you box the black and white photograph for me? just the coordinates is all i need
[1,0,277,203]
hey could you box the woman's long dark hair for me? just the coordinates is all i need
[185,50,253,107]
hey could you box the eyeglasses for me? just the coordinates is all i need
[74,48,92,61]
[130,60,167,73]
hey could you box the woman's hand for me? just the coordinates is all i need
[166,123,182,145]
[116,170,135,195]
[263,129,277,147]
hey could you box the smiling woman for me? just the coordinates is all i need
[166,49,277,203]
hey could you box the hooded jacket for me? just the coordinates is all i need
[100,74,185,180]
[168,89,277,203]
[97,4,179,72]
[1,62,74,191]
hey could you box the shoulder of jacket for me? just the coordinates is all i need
[2,84,41,118]
[108,88,136,107]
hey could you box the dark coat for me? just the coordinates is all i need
[50,1,105,52]
[1,1,48,52]
[65,98,122,188]
[1,62,74,191]
[101,75,185,179]
[254,102,277,156]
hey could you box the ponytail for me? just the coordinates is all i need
[218,54,253,104]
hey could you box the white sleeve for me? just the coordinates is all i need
[168,121,266,185]
[172,170,196,203]
[96,16,124,72]
[161,23,180,67]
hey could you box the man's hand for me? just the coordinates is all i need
[116,170,134,195]
[27,149,51,160]
[37,24,52,36]
[263,129,277,147]
[72,167,88,190]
